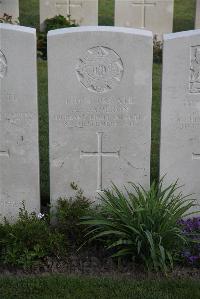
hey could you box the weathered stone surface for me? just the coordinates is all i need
[160,30,200,205]
[195,0,200,29]
[48,26,152,206]
[40,0,98,31]
[0,0,19,23]
[0,24,40,221]
[115,0,174,39]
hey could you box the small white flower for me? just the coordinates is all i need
[37,213,45,219]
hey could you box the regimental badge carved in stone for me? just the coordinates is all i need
[0,50,7,79]
[76,46,124,93]
[190,46,200,93]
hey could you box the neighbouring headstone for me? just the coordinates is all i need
[160,30,200,204]
[115,0,174,39]
[0,0,19,23]
[195,0,200,29]
[0,24,40,221]
[48,26,153,206]
[40,0,98,31]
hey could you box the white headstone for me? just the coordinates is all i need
[40,0,98,31]
[160,30,200,204]
[48,26,152,206]
[0,24,40,221]
[195,0,200,29]
[115,0,174,39]
[0,0,19,23]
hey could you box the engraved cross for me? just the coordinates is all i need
[131,0,157,28]
[55,0,82,16]
[80,132,120,192]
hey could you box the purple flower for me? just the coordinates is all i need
[180,217,200,265]
[180,217,200,233]
[188,255,200,263]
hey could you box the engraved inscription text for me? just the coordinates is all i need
[190,45,200,93]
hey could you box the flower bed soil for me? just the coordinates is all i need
[0,247,200,280]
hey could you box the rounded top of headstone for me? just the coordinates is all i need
[164,29,200,41]
[0,23,35,34]
[47,26,153,37]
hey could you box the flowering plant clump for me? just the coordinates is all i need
[0,203,65,268]
[180,217,200,265]
[81,179,197,273]
[37,213,45,220]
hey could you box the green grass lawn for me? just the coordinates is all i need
[0,276,200,299]
[19,0,39,29]
[38,61,49,202]
[173,0,196,32]
[18,0,196,203]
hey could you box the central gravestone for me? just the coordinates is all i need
[48,27,152,204]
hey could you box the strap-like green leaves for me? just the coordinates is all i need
[80,179,198,273]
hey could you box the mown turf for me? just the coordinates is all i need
[18,0,196,202]
[19,0,39,29]
[151,63,162,181]
[99,0,114,25]
[0,276,200,299]
[173,0,196,32]
[38,61,49,203]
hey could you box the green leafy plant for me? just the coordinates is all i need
[44,14,77,33]
[81,179,198,273]
[0,203,65,268]
[37,32,48,60]
[37,15,78,60]
[55,183,93,246]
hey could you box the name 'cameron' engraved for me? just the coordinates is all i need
[76,46,124,94]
